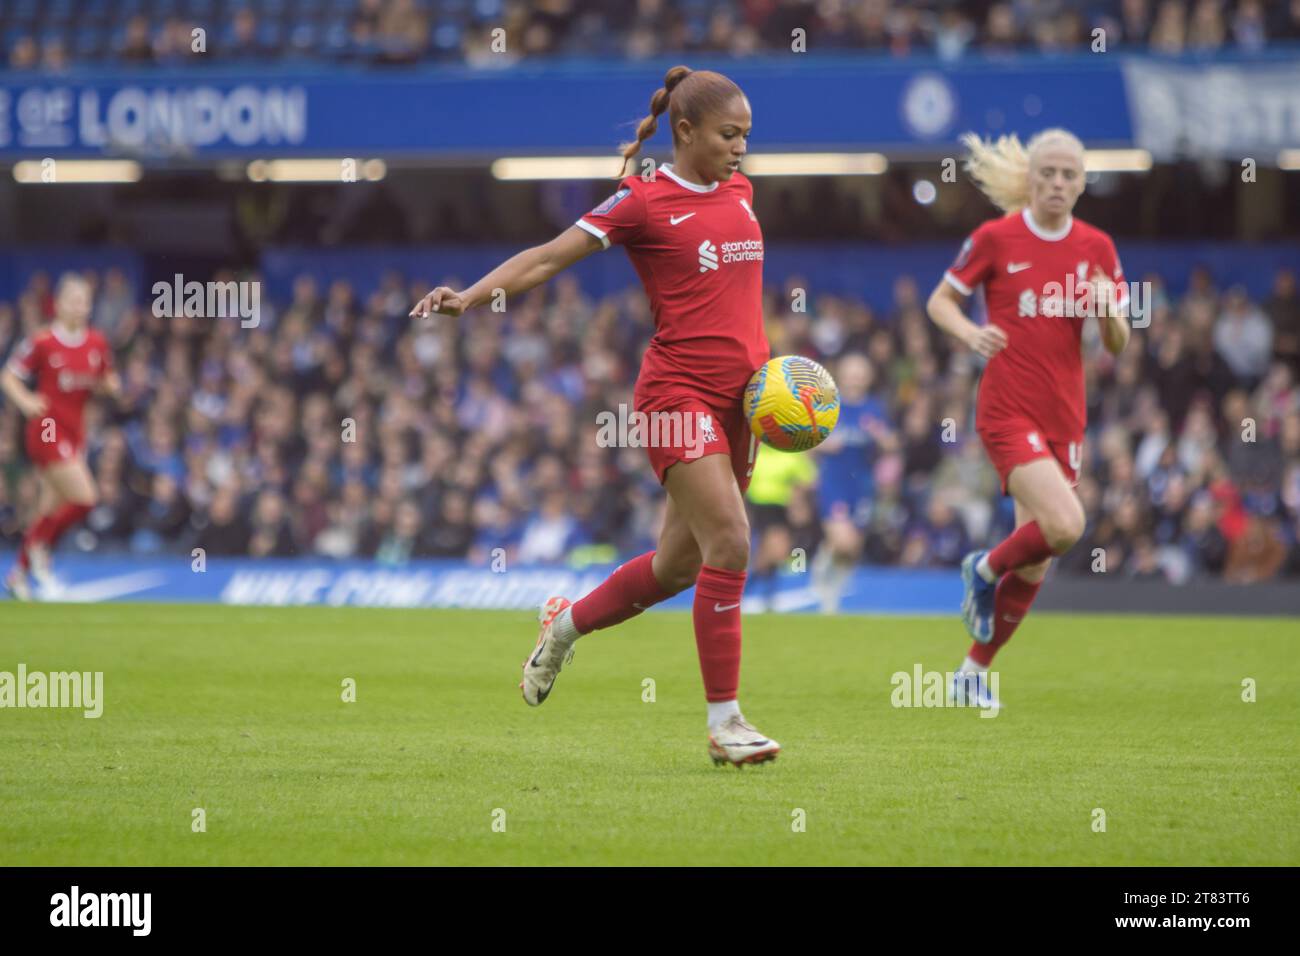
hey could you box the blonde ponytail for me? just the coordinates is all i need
[961,127,1086,214]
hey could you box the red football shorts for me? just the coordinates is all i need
[633,390,759,493]
[978,417,1082,494]
[24,416,83,468]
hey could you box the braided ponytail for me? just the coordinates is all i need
[616,65,692,178]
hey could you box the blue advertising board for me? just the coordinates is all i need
[3,53,1294,159]
[0,54,1138,159]
[0,554,960,615]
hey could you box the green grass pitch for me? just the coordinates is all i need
[0,602,1296,866]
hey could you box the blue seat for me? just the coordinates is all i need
[74,25,105,60]
[80,0,115,24]
[287,22,320,55]
[680,0,726,15]
[43,0,78,25]
[432,22,463,55]
[322,19,351,56]
[9,0,42,23]
[471,0,504,24]
[256,21,285,52]
[183,0,219,19]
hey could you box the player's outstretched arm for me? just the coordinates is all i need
[410,225,605,319]
[926,280,1007,360]
[0,368,47,418]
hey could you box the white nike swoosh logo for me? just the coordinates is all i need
[632,603,648,610]
[714,602,740,612]
[1002,614,1022,623]
[1007,262,1032,273]
[53,571,169,603]
[670,213,696,225]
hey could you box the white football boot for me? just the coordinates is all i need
[708,714,781,767]
[950,670,1002,713]
[4,566,32,601]
[960,550,996,643]
[520,596,574,706]
[27,542,56,593]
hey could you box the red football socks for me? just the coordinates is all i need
[570,550,674,634]
[568,555,747,704]
[45,502,92,549]
[969,571,1041,667]
[19,503,93,570]
[692,564,746,703]
[987,521,1053,575]
[18,513,58,569]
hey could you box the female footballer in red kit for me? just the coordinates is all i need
[411,66,779,766]
[927,129,1130,709]
[2,273,120,600]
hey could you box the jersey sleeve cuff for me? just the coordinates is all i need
[575,218,610,249]
[943,271,973,296]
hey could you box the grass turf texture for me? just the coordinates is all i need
[1,603,1296,866]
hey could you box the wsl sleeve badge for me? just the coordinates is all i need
[590,188,631,215]
[952,235,974,271]
[744,355,840,452]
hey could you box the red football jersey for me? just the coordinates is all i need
[6,325,113,438]
[944,208,1126,441]
[577,163,770,405]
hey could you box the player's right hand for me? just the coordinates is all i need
[20,394,48,418]
[409,287,469,319]
[966,324,1008,359]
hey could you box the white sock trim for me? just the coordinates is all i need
[960,656,988,674]
[976,554,997,583]
[707,699,741,730]
[550,605,580,644]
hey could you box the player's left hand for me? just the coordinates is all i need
[100,372,124,401]
[409,287,469,319]
[1088,266,1117,318]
